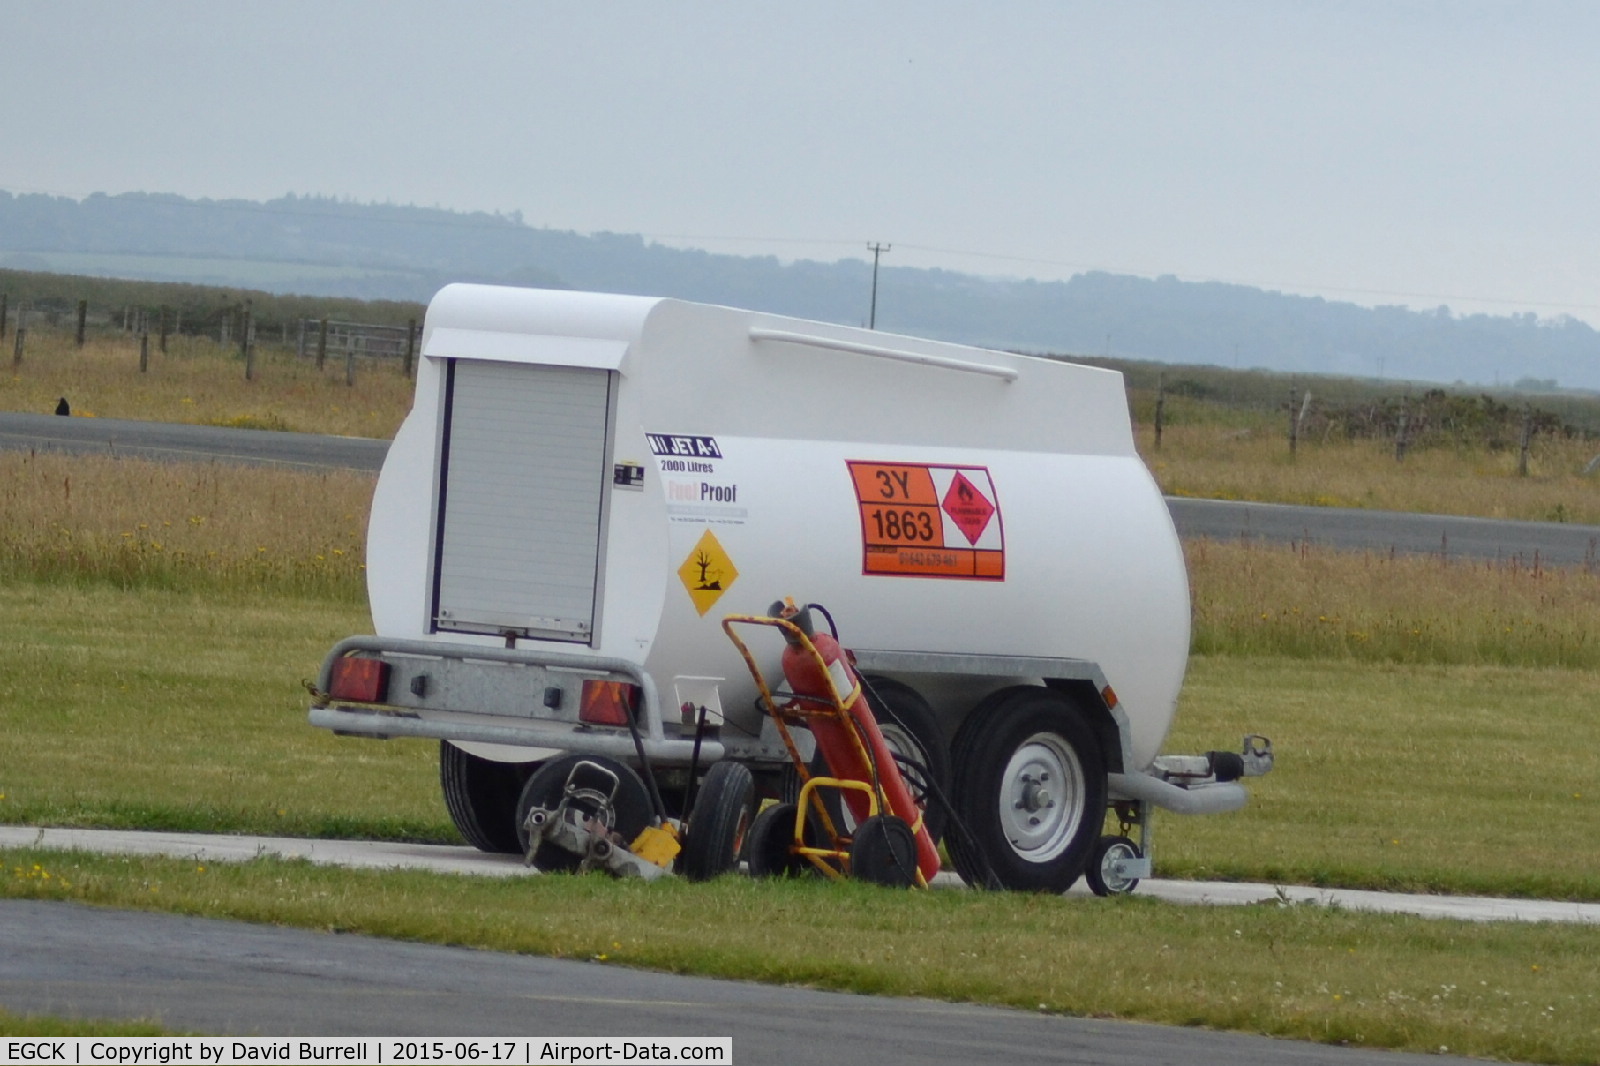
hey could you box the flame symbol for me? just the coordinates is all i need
[958,481,974,501]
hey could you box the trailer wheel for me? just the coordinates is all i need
[812,676,951,844]
[1085,835,1142,897]
[680,761,756,881]
[745,802,815,878]
[947,686,1107,892]
[514,754,654,872]
[849,814,919,888]
[439,741,539,854]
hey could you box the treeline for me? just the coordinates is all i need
[5,190,1600,389]
[0,266,424,339]
[1107,357,1600,444]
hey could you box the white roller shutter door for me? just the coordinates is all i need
[433,359,612,642]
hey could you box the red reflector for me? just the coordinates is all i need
[329,657,391,703]
[579,680,639,727]
[1101,685,1119,710]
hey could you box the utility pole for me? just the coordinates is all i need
[867,242,890,329]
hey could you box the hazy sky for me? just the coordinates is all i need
[4,2,1598,322]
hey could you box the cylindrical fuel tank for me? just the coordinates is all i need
[366,286,1190,770]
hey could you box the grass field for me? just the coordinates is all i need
[5,337,1600,1059]
[1145,420,1600,524]
[2,332,412,439]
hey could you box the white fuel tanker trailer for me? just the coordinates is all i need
[309,283,1272,893]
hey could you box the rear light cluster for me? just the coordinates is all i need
[327,657,639,728]
[579,680,640,726]
[329,657,391,703]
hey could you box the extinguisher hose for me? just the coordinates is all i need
[804,602,841,640]
[858,673,1006,892]
[809,602,1004,890]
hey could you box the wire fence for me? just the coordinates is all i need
[1,291,421,379]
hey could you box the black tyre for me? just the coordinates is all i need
[947,686,1108,893]
[813,677,951,844]
[514,754,654,872]
[849,814,918,888]
[745,802,810,878]
[1085,834,1143,897]
[439,741,539,854]
[680,761,756,882]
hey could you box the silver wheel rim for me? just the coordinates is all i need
[1100,840,1139,893]
[998,731,1087,864]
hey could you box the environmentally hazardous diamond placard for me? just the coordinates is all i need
[846,461,1005,580]
[678,528,740,615]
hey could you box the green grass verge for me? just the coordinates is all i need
[0,1008,170,1037]
[3,851,1598,1064]
[0,580,445,842]
[1160,655,1600,899]
[5,578,1600,899]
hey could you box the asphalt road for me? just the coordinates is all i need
[1,899,1492,1065]
[1170,494,1600,566]
[4,410,1598,563]
[0,411,390,471]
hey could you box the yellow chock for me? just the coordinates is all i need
[630,822,682,869]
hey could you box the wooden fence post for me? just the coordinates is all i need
[11,324,24,369]
[1153,373,1165,451]
[239,299,252,360]
[76,300,88,346]
[245,338,256,381]
[404,317,417,379]
[139,332,150,373]
[158,307,170,353]
[316,317,329,370]
[0,293,8,340]
[1287,386,1298,457]
[1395,398,1409,462]
[1518,405,1532,477]
[345,338,356,387]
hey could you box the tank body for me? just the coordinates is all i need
[366,285,1190,769]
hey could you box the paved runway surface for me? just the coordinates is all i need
[0,899,1489,1065]
[0,411,389,471]
[1169,494,1600,566]
[6,411,1597,563]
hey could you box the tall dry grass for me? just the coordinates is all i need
[0,450,372,599]
[1143,419,1600,524]
[2,331,412,438]
[1187,537,1600,666]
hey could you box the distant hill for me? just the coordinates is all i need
[3,189,1598,390]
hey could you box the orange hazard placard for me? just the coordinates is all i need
[847,461,1005,580]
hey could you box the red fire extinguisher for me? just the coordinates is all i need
[772,600,940,884]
